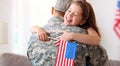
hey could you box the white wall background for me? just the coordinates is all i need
[0,0,120,60]
[9,0,54,55]
[0,0,12,54]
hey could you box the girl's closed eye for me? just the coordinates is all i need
[73,13,79,16]
[67,9,71,13]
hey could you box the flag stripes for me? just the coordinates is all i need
[114,0,120,39]
[55,40,74,66]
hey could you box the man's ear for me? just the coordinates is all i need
[51,7,55,15]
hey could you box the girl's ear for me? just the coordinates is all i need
[79,20,86,26]
[51,7,55,15]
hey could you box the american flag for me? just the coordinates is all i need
[114,0,120,39]
[54,40,77,66]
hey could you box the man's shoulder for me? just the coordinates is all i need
[48,16,64,23]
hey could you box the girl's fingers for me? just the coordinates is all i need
[38,33,48,41]
[38,34,43,41]
[54,38,60,46]
[43,33,48,41]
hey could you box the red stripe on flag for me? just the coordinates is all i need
[54,40,74,66]
[113,4,120,39]
[114,22,120,38]
[114,18,120,39]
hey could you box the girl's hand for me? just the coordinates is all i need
[54,31,73,46]
[30,26,49,41]
[37,29,49,41]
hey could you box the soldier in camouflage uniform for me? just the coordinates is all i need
[27,0,108,66]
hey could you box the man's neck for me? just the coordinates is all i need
[54,11,64,19]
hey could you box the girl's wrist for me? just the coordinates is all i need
[70,32,74,40]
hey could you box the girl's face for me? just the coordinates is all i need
[64,3,84,26]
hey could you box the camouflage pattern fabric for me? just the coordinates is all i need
[27,36,57,66]
[27,16,108,66]
[87,45,108,66]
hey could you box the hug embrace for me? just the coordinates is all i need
[27,0,108,66]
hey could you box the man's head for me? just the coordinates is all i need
[54,0,73,12]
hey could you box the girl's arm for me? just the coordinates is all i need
[55,27,100,46]
[71,27,100,45]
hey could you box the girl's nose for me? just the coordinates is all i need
[68,12,73,18]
